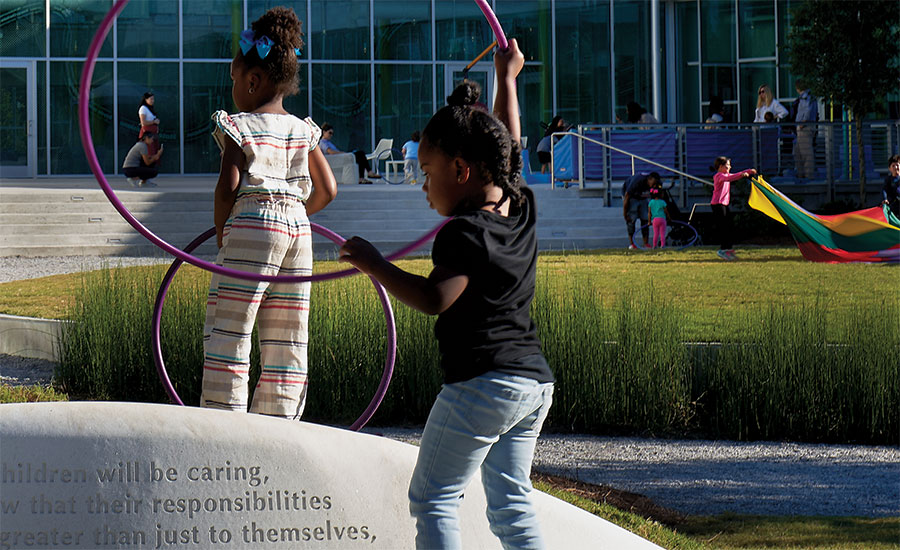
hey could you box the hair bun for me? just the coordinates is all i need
[446,81,482,107]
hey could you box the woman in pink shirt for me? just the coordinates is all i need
[710,156,756,260]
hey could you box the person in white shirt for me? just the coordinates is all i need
[754,84,788,123]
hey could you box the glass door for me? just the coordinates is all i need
[445,62,494,112]
[0,62,36,178]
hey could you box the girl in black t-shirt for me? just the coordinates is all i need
[339,39,554,549]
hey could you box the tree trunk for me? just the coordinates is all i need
[855,116,866,207]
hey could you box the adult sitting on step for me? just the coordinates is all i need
[122,132,164,187]
[319,123,379,184]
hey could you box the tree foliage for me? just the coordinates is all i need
[787,0,900,117]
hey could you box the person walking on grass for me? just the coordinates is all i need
[339,39,555,549]
[202,7,337,419]
[648,187,669,249]
[711,156,756,260]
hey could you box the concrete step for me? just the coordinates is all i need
[0,181,628,257]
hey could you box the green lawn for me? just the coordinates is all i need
[1,247,896,342]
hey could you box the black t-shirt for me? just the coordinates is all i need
[622,173,652,198]
[431,186,554,384]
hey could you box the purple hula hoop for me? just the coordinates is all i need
[80,0,507,429]
[78,0,446,284]
[474,0,509,50]
[152,225,395,431]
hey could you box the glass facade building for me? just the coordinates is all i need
[0,0,894,177]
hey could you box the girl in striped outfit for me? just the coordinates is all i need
[202,7,337,418]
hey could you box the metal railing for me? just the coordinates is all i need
[549,120,900,207]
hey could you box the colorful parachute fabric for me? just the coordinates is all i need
[747,176,900,263]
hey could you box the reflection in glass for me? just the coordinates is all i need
[614,0,652,120]
[675,0,700,123]
[702,65,736,105]
[519,65,552,172]
[738,0,775,60]
[374,1,431,60]
[496,0,551,63]
[50,0,112,58]
[117,62,180,175]
[118,0,178,59]
[555,0,611,124]
[312,64,371,152]
[37,62,47,174]
[0,68,28,168]
[50,62,114,174]
[700,0,735,65]
[183,0,242,59]
[375,64,432,149]
[311,1,369,60]
[183,62,232,173]
[435,1,493,61]
[0,0,45,57]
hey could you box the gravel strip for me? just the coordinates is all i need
[0,256,177,283]
[2,257,898,518]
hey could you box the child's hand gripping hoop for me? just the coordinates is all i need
[80,0,507,429]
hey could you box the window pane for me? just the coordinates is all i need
[247,1,309,60]
[310,1,369,60]
[614,0,653,120]
[700,0,735,64]
[183,61,232,173]
[37,62,47,174]
[375,64,432,151]
[118,62,180,174]
[374,1,431,61]
[0,0,45,57]
[284,63,311,119]
[555,1,611,124]
[311,63,371,152]
[435,0,493,61]
[519,64,552,171]
[0,68,29,167]
[675,1,700,123]
[738,0,775,59]
[703,65,736,104]
[50,0,112,58]
[740,63,777,123]
[495,0,551,63]
[117,0,178,58]
[183,0,242,59]
[50,61,114,174]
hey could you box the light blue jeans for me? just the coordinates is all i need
[409,370,554,550]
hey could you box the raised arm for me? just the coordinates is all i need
[493,38,524,144]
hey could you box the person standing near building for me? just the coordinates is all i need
[793,80,818,179]
[536,116,567,174]
[622,171,660,249]
[710,156,756,260]
[401,131,420,184]
[754,84,788,123]
[883,154,900,217]
[138,92,161,162]
[202,7,337,419]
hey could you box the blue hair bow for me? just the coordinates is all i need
[239,29,301,59]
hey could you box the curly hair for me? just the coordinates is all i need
[426,82,524,208]
[236,7,304,97]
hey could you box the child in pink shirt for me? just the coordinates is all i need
[710,156,756,260]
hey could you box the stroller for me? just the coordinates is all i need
[635,182,701,249]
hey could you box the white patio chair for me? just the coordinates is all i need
[365,138,393,174]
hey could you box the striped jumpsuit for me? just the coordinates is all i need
[201,110,321,419]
